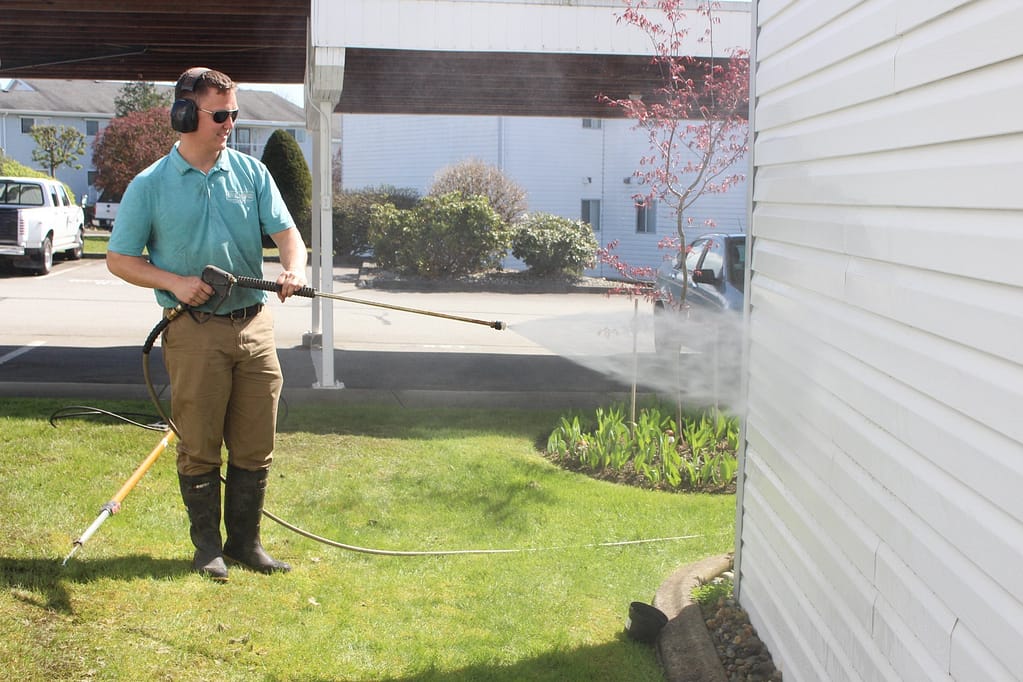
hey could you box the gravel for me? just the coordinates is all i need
[700,584,783,682]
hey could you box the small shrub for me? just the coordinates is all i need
[429,158,527,226]
[332,185,419,260]
[692,575,732,608]
[512,213,598,276]
[369,192,510,278]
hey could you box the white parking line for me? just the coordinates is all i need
[0,341,46,366]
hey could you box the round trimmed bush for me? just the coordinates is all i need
[511,213,598,276]
[369,192,510,277]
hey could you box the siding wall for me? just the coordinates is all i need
[741,1,1023,680]
[339,114,748,275]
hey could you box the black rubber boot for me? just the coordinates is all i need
[223,465,291,574]
[178,470,228,582]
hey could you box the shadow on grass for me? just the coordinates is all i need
[0,555,187,614]
[350,639,655,682]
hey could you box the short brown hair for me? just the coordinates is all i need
[174,67,236,100]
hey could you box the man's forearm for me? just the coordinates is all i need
[107,251,177,291]
[273,227,308,275]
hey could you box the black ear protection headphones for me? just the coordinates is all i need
[169,67,211,133]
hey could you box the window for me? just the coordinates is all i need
[700,238,725,278]
[230,127,254,156]
[635,200,657,234]
[726,238,746,293]
[581,199,601,231]
[582,118,602,129]
[86,120,100,137]
[21,117,34,134]
[685,238,708,272]
[88,170,98,186]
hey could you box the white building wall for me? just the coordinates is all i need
[339,113,749,277]
[340,114,500,189]
[741,1,1023,680]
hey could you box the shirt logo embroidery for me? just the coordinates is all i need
[225,190,255,205]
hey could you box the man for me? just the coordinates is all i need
[107,67,307,582]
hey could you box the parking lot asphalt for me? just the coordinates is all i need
[0,256,676,410]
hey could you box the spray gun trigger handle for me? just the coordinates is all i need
[201,265,237,307]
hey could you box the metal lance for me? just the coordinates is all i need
[201,265,507,330]
[62,430,176,566]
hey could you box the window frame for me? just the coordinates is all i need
[635,199,657,234]
[581,198,601,232]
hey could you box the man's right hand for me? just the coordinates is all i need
[172,276,215,308]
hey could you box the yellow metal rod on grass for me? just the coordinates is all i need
[62,430,176,566]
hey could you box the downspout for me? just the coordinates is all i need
[732,0,759,602]
[599,120,607,278]
[497,115,504,170]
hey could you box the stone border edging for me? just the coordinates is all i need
[653,553,734,682]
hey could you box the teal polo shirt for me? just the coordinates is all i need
[109,143,294,313]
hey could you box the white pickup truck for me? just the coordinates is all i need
[0,176,85,274]
[93,198,118,228]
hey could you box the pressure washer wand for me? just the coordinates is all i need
[62,430,176,566]
[201,265,506,330]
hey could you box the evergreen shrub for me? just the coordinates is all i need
[511,212,598,276]
[332,186,418,260]
[369,192,509,277]
[261,129,311,246]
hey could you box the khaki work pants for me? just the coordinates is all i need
[161,307,283,476]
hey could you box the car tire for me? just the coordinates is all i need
[653,303,681,356]
[35,236,53,275]
[65,228,85,261]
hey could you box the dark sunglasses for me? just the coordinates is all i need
[198,107,239,124]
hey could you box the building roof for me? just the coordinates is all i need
[0,0,308,85]
[0,0,750,119]
[0,78,304,124]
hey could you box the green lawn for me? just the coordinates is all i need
[0,399,734,681]
[83,233,109,256]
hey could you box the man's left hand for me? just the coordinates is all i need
[275,270,307,302]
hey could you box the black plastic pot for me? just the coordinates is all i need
[625,601,668,643]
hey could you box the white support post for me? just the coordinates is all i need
[306,38,346,389]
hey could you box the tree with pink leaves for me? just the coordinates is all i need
[602,0,749,304]
[92,107,179,199]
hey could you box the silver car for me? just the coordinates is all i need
[652,232,746,355]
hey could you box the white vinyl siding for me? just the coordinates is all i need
[740,1,1023,680]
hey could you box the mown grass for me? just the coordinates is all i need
[83,233,109,256]
[0,398,734,681]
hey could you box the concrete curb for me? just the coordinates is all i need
[653,553,734,682]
